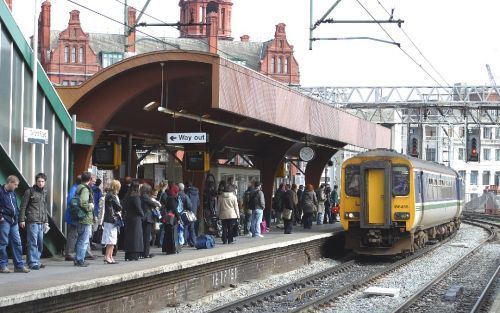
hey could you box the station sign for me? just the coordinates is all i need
[167,132,208,144]
[23,127,49,144]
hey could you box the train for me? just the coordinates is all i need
[340,149,465,255]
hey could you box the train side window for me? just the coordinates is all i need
[345,165,360,196]
[392,165,409,196]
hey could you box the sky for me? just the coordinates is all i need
[10,0,500,87]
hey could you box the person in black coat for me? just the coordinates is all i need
[123,181,144,261]
[281,184,295,234]
[140,183,159,259]
[160,184,181,254]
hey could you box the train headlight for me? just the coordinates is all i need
[394,212,410,220]
[344,212,360,219]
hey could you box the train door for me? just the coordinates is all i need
[360,161,392,228]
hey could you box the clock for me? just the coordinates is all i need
[299,146,315,162]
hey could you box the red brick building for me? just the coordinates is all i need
[35,0,300,85]
[38,1,99,86]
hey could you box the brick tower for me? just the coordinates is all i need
[179,0,233,40]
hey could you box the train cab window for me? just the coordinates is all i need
[345,165,360,196]
[392,166,409,196]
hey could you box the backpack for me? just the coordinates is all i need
[248,190,259,211]
[195,234,215,249]
[69,186,89,221]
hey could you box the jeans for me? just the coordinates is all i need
[0,221,24,269]
[250,209,263,236]
[159,224,165,247]
[244,212,252,234]
[323,205,332,224]
[75,224,91,264]
[184,221,196,246]
[27,223,44,267]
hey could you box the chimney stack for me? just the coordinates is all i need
[38,0,51,69]
[206,2,219,54]
[240,35,250,42]
[5,0,12,11]
[126,6,136,53]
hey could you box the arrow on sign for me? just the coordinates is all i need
[170,136,177,141]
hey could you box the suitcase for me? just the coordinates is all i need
[162,224,181,254]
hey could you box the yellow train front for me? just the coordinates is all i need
[340,149,464,255]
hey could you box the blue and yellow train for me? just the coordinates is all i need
[340,149,465,255]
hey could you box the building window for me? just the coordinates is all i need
[458,126,465,138]
[425,126,437,138]
[484,148,491,161]
[71,47,76,63]
[279,40,283,48]
[284,57,289,74]
[496,127,500,139]
[221,8,225,32]
[70,80,77,86]
[62,80,69,86]
[495,171,500,185]
[64,46,69,63]
[270,57,275,74]
[277,57,282,73]
[483,127,492,139]
[100,52,124,68]
[79,47,84,63]
[471,171,478,185]
[483,171,490,185]
[458,148,464,161]
[496,149,500,161]
[458,170,466,180]
[199,6,203,23]
[425,148,436,162]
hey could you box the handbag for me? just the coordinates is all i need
[153,222,161,231]
[281,208,293,220]
[181,210,197,223]
[92,226,103,244]
[113,214,124,227]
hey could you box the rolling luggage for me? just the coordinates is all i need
[162,224,181,254]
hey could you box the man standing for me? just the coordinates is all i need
[20,173,49,270]
[250,181,265,238]
[74,172,94,267]
[0,175,30,273]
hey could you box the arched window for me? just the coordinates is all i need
[71,46,76,63]
[277,57,282,73]
[284,57,289,74]
[270,57,275,73]
[64,46,69,63]
[79,47,84,63]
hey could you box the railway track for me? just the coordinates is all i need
[391,217,499,313]
[208,233,457,313]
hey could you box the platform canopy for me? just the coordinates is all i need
[57,50,390,163]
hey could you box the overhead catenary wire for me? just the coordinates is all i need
[354,0,447,88]
[375,0,451,87]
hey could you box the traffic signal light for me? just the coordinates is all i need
[407,126,422,158]
[467,128,480,162]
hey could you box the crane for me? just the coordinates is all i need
[486,64,497,87]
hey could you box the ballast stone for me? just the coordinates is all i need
[443,285,463,301]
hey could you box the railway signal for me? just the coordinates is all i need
[467,128,481,162]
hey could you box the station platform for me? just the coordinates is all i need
[0,223,342,313]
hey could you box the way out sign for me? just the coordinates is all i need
[167,132,208,144]
[23,127,49,144]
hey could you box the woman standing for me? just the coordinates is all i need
[101,180,122,264]
[300,184,318,229]
[217,181,240,244]
[123,181,144,261]
[140,183,158,259]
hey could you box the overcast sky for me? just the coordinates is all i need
[10,0,500,87]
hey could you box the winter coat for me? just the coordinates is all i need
[65,183,79,225]
[76,184,94,225]
[0,185,19,224]
[281,190,295,210]
[185,187,200,215]
[123,195,144,253]
[103,192,122,224]
[301,191,318,214]
[217,192,239,220]
[254,189,265,210]
[20,185,48,224]
[92,185,102,217]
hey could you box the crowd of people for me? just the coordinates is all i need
[0,172,340,272]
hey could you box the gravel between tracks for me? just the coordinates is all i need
[156,258,341,313]
[322,224,488,313]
